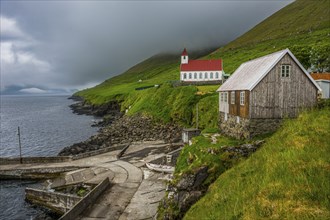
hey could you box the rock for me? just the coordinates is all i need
[58,114,182,156]
[193,166,208,189]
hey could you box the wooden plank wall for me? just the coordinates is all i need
[250,54,318,119]
[228,90,249,118]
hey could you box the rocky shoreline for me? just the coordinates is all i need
[59,97,182,156]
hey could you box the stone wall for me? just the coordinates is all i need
[219,112,282,139]
[25,188,81,214]
[59,178,110,220]
[0,156,72,165]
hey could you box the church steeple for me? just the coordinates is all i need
[181,48,188,64]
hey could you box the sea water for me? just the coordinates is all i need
[0,95,98,219]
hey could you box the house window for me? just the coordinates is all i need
[183,73,187,79]
[231,91,235,104]
[215,72,219,79]
[194,72,197,79]
[224,92,228,103]
[204,72,208,79]
[199,72,203,79]
[281,65,291,78]
[210,72,213,79]
[240,91,245,105]
[220,92,223,102]
[189,73,192,79]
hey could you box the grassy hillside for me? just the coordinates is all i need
[184,106,330,219]
[227,0,330,49]
[75,0,330,130]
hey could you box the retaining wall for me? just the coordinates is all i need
[25,188,81,214]
[0,144,127,165]
[0,156,72,165]
[59,178,111,220]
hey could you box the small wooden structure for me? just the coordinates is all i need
[182,128,201,143]
[217,49,321,139]
[311,73,330,99]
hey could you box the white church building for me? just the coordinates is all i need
[180,48,223,84]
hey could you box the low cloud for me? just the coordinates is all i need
[1,1,292,94]
[19,87,48,94]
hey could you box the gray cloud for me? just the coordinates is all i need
[0,1,292,94]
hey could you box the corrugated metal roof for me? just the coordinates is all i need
[217,48,321,92]
[180,59,222,71]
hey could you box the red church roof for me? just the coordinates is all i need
[181,59,222,71]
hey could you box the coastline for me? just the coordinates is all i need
[59,96,182,156]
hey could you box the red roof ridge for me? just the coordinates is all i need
[311,73,330,81]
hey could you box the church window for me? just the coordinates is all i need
[210,72,213,79]
[183,73,187,79]
[194,72,197,79]
[199,72,203,79]
[204,72,208,79]
[215,72,219,78]
[189,73,192,79]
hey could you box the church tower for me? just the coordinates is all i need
[181,48,188,64]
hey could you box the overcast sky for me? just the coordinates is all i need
[0,0,292,95]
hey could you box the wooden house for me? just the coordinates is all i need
[217,49,321,139]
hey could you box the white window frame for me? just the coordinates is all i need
[204,72,208,79]
[215,72,219,79]
[183,73,187,79]
[224,92,228,103]
[210,72,213,79]
[194,72,197,79]
[240,91,245,106]
[220,92,224,102]
[281,65,291,78]
[231,91,235,104]
[199,72,203,79]
[189,73,192,79]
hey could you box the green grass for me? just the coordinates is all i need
[226,0,330,50]
[174,135,243,185]
[184,107,330,220]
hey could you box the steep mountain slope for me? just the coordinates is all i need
[227,0,330,49]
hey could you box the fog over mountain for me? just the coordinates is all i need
[0,1,292,94]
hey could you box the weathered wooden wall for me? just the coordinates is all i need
[250,54,318,119]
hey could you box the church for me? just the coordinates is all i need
[180,48,223,84]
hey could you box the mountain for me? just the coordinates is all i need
[76,0,330,129]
